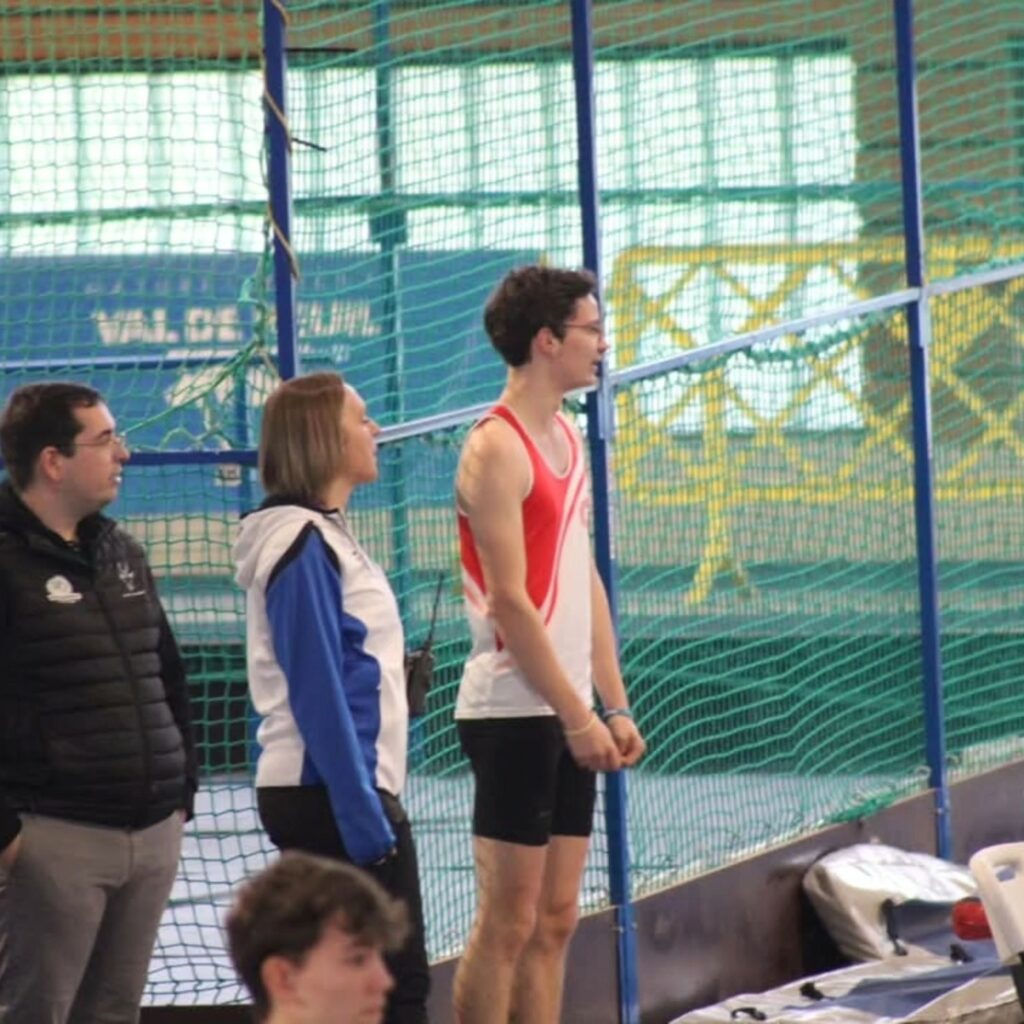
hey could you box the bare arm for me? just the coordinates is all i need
[590,562,627,710]
[457,420,620,771]
[590,563,646,767]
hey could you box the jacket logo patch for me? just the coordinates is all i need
[45,575,82,604]
[117,561,146,598]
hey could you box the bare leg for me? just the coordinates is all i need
[510,835,589,1024]
[453,837,547,1024]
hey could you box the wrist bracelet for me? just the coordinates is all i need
[601,708,633,723]
[563,711,597,738]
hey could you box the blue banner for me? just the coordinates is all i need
[0,250,533,514]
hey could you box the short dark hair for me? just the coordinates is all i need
[483,265,598,367]
[0,382,103,490]
[225,851,408,1022]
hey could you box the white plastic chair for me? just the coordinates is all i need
[969,843,1024,1009]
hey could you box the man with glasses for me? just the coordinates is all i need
[0,381,197,1023]
[453,266,646,1024]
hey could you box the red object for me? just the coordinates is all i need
[952,897,992,940]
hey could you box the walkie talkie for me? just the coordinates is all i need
[404,573,444,717]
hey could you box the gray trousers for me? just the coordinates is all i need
[0,811,183,1024]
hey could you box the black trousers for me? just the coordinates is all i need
[258,785,430,1024]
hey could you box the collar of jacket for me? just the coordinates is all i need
[241,493,341,519]
[0,479,116,562]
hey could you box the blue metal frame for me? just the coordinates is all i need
[129,450,258,467]
[263,0,299,380]
[374,248,1024,446]
[1,353,263,374]
[893,0,951,858]
[231,362,254,511]
[612,289,921,387]
[372,0,412,623]
[569,2,640,1021]
[927,260,1024,296]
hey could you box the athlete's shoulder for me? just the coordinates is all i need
[460,413,528,474]
[458,422,530,517]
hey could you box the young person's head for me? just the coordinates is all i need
[226,851,408,1024]
[0,381,129,515]
[258,373,381,507]
[483,265,600,368]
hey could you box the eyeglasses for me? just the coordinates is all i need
[562,321,606,339]
[72,432,128,450]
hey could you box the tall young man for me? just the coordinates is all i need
[0,381,197,1023]
[453,266,646,1024]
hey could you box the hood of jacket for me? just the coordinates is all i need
[232,496,338,591]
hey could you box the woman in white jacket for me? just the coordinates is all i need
[233,372,429,1024]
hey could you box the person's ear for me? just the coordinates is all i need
[261,954,300,1009]
[534,325,562,360]
[36,446,66,485]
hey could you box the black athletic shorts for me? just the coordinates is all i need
[457,716,597,846]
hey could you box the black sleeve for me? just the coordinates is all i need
[150,567,200,819]
[0,561,21,851]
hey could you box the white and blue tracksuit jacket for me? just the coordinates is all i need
[233,499,408,866]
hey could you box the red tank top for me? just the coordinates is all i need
[456,404,593,718]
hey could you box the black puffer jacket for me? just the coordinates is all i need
[0,482,197,852]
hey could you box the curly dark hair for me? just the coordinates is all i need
[483,264,598,367]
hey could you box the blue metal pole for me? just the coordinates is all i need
[569,2,639,1021]
[371,1,413,630]
[263,0,299,379]
[893,0,951,858]
[233,363,254,513]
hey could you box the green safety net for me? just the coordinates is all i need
[914,9,1024,774]
[612,309,929,893]
[931,282,1024,779]
[0,0,1022,1007]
